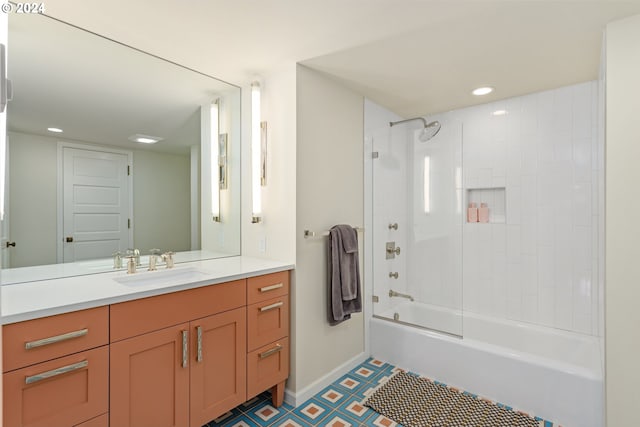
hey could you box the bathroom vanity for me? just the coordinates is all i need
[1,257,292,427]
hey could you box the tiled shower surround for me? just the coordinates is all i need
[460,81,601,335]
[368,80,603,336]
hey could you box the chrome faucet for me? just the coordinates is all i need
[148,249,162,271]
[389,289,414,302]
[126,256,137,274]
[113,251,123,269]
[162,251,175,269]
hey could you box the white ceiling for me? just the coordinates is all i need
[8,12,237,154]
[27,1,640,118]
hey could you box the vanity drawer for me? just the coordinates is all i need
[3,345,109,427]
[247,271,289,305]
[247,296,289,352]
[110,279,246,342]
[3,306,109,373]
[247,337,289,400]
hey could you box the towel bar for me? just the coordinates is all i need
[303,227,364,239]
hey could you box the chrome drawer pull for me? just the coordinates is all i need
[182,330,188,368]
[196,326,203,363]
[259,344,283,359]
[259,301,284,312]
[25,328,88,350]
[25,360,88,385]
[259,283,283,293]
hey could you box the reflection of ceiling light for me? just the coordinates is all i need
[472,87,494,96]
[128,134,163,144]
[492,110,507,116]
[47,127,63,133]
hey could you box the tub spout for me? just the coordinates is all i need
[389,289,414,302]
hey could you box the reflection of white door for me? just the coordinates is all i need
[59,145,132,263]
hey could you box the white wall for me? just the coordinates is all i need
[605,13,640,427]
[132,149,190,253]
[241,63,297,263]
[294,65,365,394]
[7,132,192,266]
[8,132,58,266]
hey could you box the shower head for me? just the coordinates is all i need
[389,117,441,142]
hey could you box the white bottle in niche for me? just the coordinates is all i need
[467,202,478,223]
[478,202,489,223]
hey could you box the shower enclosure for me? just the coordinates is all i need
[370,114,463,336]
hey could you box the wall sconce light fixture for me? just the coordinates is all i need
[211,99,220,222]
[251,81,262,223]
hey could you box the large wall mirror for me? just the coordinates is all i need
[1,13,241,284]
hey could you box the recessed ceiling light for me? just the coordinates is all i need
[128,134,163,144]
[472,87,494,96]
[492,110,507,116]
[47,127,63,133]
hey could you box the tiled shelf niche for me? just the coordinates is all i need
[465,187,506,224]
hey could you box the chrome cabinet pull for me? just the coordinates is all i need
[25,360,88,385]
[25,328,88,350]
[259,283,283,293]
[196,326,203,363]
[259,344,283,359]
[259,301,284,312]
[182,330,188,368]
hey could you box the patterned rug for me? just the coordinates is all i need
[363,371,543,427]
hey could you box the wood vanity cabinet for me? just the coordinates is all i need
[110,280,247,427]
[246,272,290,406]
[2,307,109,427]
[2,270,290,427]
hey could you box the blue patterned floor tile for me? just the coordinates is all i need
[331,373,370,396]
[244,400,290,426]
[347,364,378,382]
[268,413,313,427]
[292,397,335,424]
[204,406,244,426]
[314,384,351,408]
[317,410,362,427]
[362,357,392,373]
[350,381,381,401]
[238,394,270,413]
[335,395,376,424]
[213,413,260,427]
[363,413,404,427]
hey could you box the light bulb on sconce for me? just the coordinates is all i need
[210,99,221,222]
[251,81,263,223]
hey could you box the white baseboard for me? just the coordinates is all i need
[283,352,369,407]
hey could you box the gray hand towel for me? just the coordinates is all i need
[328,225,362,325]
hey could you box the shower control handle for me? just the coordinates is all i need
[389,272,399,279]
[387,247,401,255]
[388,223,398,230]
[385,242,401,259]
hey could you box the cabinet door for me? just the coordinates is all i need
[190,307,246,427]
[3,346,108,427]
[110,323,190,427]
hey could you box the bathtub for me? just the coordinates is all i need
[371,303,603,427]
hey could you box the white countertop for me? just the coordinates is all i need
[1,256,294,325]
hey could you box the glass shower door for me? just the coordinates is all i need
[372,118,463,336]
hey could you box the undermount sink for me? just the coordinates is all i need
[113,266,211,287]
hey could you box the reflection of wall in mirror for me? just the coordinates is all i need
[8,131,192,268]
